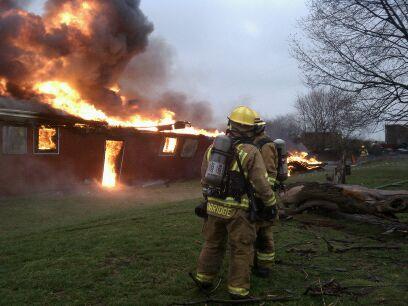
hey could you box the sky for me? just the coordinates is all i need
[28,0,309,124]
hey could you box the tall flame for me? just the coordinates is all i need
[163,137,177,153]
[0,78,7,96]
[102,140,124,188]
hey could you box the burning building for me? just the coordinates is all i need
[0,98,213,196]
[0,0,222,196]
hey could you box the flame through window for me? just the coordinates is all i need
[34,126,59,154]
[38,126,57,150]
[162,137,177,154]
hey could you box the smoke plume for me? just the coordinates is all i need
[0,0,214,126]
[119,38,214,126]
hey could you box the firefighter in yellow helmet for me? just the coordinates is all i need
[360,145,369,157]
[193,106,277,300]
[252,114,279,277]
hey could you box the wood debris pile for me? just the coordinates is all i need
[281,182,408,233]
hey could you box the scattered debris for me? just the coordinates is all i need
[170,295,299,305]
[304,279,345,296]
[321,237,401,253]
[286,247,317,255]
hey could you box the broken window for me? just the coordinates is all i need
[34,126,59,154]
[161,137,178,155]
[180,139,198,158]
[2,126,27,154]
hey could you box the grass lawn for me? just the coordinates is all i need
[0,158,407,305]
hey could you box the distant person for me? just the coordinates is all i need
[193,106,277,300]
[360,145,369,157]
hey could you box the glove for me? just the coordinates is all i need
[261,205,278,221]
[195,201,208,218]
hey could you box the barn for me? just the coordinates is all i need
[0,98,212,196]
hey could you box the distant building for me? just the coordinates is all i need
[385,124,408,147]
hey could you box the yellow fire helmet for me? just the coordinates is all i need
[228,106,258,126]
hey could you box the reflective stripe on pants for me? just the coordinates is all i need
[256,251,275,262]
[196,272,215,283]
[228,285,249,297]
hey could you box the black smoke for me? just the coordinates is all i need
[0,0,153,113]
[0,0,214,126]
[119,38,215,127]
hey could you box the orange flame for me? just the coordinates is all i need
[38,126,57,150]
[1,2,222,138]
[163,137,177,153]
[34,81,221,137]
[0,78,7,96]
[102,140,124,188]
[48,1,94,35]
[288,151,323,175]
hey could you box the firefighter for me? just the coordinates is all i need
[252,116,279,278]
[193,106,277,300]
[360,145,369,157]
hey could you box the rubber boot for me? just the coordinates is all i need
[190,273,213,290]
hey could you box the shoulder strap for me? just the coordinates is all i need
[234,147,258,219]
[234,148,250,194]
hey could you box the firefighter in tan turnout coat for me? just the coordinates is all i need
[253,116,279,277]
[193,106,277,299]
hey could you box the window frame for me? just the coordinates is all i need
[2,126,27,155]
[180,138,199,158]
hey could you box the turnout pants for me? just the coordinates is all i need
[255,222,275,268]
[196,209,256,297]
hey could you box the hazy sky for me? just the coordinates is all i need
[28,0,308,123]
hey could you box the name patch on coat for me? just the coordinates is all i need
[207,203,234,218]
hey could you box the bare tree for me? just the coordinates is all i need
[265,114,302,140]
[292,0,408,124]
[296,88,366,138]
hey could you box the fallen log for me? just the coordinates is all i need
[280,182,408,232]
[281,182,408,217]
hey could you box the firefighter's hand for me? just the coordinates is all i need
[262,205,278,221]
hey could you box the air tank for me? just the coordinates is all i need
[273,138,288,182]
[204,135,233,187]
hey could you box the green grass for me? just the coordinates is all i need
[0,158,407,305]
[288,157,408,189]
